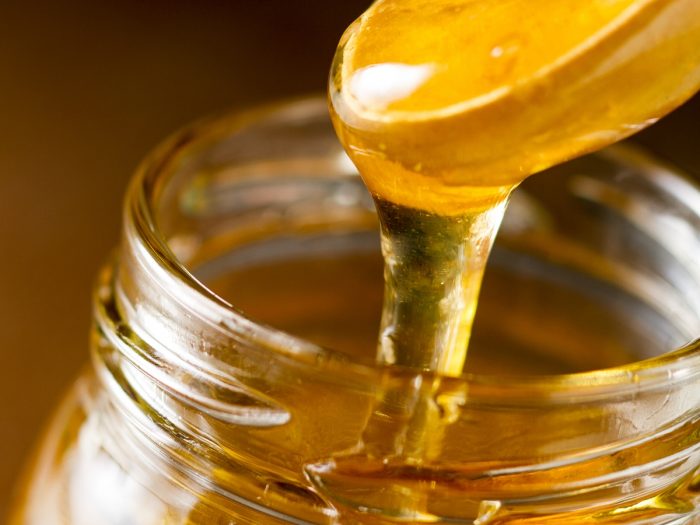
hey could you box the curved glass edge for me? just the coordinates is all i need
[120,96,700,401]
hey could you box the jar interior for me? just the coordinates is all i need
[180,150,699,375]
[106,102,700,523]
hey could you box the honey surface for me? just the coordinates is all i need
[331,0,700,214]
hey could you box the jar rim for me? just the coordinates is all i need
[122,97,700,401]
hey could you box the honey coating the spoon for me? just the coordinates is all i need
[330,0,700,376]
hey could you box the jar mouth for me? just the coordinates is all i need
[122,97,700,402]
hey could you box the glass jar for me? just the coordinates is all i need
[9,98,700,524]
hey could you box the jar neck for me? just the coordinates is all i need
[92,243,700,524]
[89,99,700,524]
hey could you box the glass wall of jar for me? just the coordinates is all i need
[9,99,700,524]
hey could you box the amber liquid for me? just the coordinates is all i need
[330,0,700,376]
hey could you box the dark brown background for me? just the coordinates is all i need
[0,1,698,520]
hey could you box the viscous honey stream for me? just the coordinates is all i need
[331,0,700,377]
[319,0,700,519]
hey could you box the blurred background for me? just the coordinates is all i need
[0,0,698,520]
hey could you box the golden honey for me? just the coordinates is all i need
[330,0,700,375]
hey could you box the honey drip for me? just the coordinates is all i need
[330,0,700,376]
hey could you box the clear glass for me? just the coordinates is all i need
[9,99,700,524]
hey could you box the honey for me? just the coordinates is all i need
[331,0,700,213]
[330,0,700,376]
